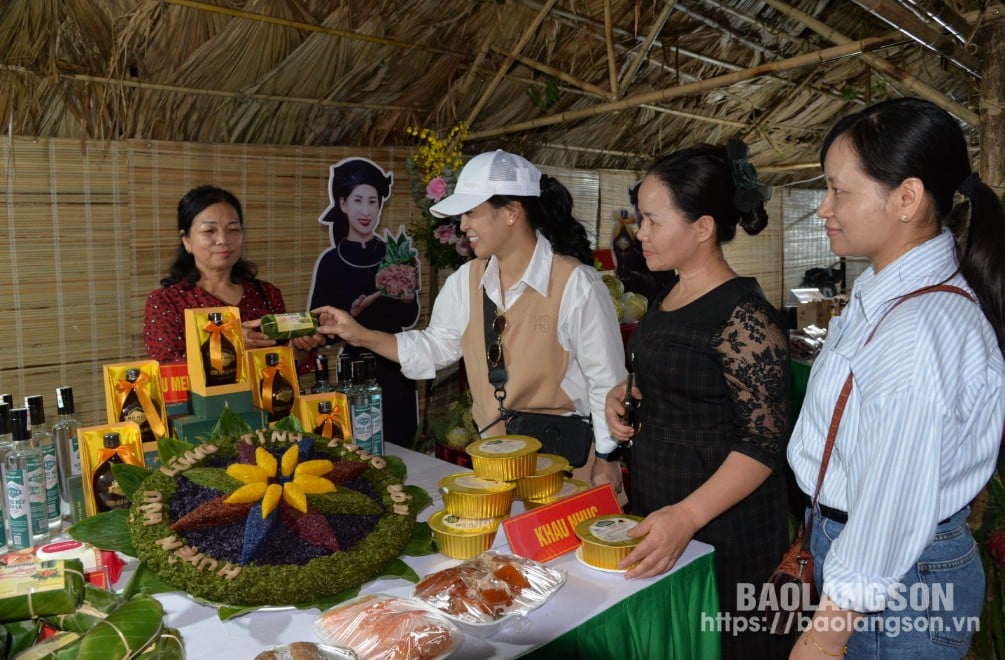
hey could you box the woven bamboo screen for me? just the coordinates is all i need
[1,136,783,431]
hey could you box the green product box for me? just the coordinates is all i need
[189,390,255,418]
[171,410,267,444]
[166,401,191,417]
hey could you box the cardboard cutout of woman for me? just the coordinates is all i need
[307,157,420,446]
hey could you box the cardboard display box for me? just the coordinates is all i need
[184,306,251,396]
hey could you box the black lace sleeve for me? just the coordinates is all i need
[713,296,790,469]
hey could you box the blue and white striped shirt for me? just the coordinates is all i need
[787,229,1004,613]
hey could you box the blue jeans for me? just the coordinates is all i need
[809,508,983,659]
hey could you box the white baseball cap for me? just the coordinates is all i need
[429,150,541,218]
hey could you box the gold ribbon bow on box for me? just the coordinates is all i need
[313,411,341,439]
[202,316,243,379]
[96,442,141,467]
[114,372,168,438]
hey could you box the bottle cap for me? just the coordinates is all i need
[56,386,75,415]
[315,353,329,374]
[318,400,333,413]
[103,432,121,449]
[265,352,280,366]
[25,394,46,425]
[0,393,12,408]
[125,368,140,382]
[10,407,30,442]
[208,312,224,324]
[0,401,10,436]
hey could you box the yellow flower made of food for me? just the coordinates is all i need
[225,445,336,517]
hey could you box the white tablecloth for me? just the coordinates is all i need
[145,444,714,659]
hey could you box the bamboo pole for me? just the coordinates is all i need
[617,1,676,97]
[763,0,978,126]
[850,0,980,76]
[160,0,461,57]
[467,35,901,141]
[978,17,1005,197]
[464,0,560,128]
[518,0,857,105]
[603,0,618,97]
[489,46,611,99]
[2,66,423,113]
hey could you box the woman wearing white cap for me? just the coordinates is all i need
[313,149,629,492]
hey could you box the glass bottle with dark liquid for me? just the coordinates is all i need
[201,312,238,385]
[262,352,295,422]
[119,368,157,444]
[92,432,131,512]
[313,399,343,440]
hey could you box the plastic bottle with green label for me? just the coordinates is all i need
[26,395,61,531]
[4,407,48,548]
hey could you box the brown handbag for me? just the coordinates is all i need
[764,284,972,636]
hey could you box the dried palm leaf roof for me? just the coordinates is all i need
[1,0,999,184]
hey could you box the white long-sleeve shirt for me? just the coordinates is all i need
[396,233,627,454]
[787,229,1004,612]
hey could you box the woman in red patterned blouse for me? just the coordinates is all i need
[144,185,323,367]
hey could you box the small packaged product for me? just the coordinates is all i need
[259,312,320,340]
[0,558,85,622]
[296,392,351,442]
[102,360,168,446]
[412,551,566,636]
[246,346,299,423]
[76,422,144,517]
[184,306,249,395]
[314,593,462,660]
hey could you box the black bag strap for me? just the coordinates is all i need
[479,289,510,434]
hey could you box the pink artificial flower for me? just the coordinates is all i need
[426,177,448,202]
[433,223,458,244]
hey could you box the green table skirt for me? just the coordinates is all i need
[523,550,721,659]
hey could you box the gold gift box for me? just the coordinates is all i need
[101,359,169,450]
[513,453,570,500]
[246,346,300,421]
[439,472,515,519]
[184,306,250,396]
[575,514,645,571]
[427,510,505,560]
[465,436,541,481]
[77,422,145,517]
[295,392,351,442]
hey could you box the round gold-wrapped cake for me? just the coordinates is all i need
[127,429,417,606]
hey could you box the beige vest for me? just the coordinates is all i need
[462,256,578,436]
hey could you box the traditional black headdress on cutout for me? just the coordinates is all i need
[318,158,393,241]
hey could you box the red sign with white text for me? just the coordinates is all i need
[502,484,622,563]
[158,362,190,405]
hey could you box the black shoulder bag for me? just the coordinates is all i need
[480,290,594,467]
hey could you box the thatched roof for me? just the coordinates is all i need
[1,0,999,183]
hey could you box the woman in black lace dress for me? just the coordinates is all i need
[606,141,790,659]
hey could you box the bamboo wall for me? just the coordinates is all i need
[1,136,782,434]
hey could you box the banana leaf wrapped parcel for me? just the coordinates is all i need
[1,619,40,658]
[40,584,123,635]
[136,627,184,660]
[39,594,166,660]
[0,559,84,623]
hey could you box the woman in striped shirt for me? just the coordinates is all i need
[788,98,1005,659]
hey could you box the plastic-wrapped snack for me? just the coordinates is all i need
[412,551,565,631]
[313,594,462,660]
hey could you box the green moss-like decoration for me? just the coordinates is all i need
[127,435,417,607]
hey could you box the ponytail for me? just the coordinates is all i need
[956,179,1005,353]
[489,174,594,266]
